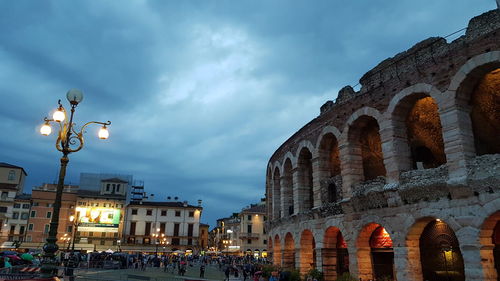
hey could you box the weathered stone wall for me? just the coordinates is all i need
[266,9,500,281]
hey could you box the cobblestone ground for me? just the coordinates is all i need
[75,264,244,281]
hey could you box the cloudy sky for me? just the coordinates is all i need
[0,1,496,226]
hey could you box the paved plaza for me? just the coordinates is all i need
[75,264,244,281]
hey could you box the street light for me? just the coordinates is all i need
[69,215,79,255]
[39,89,111,278]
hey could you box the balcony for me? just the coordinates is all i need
[239,233,259,239]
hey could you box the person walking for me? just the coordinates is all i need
[199,263,205,278]
[224,266,230,281]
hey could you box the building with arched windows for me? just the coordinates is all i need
[265,9,500,281]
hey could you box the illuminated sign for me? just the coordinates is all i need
[75,207,121,233]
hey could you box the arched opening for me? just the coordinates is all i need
[274,235,282,266]
[273,168,282,219]
[392,93,447,169]
[299,229,316,276]
[370,226,394,280]
[318,133,341,204]
[419,220,465,281]
[470,68,500,155]
[266,168,273,220]
[284,232,296,270]
[323,227,349,281]
[478,211,500,281]
[357,223,394,280]
[297,148,314,210]
[348,116,386,181]
[283,159,294,216]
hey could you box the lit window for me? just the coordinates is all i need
[13,204,20,209]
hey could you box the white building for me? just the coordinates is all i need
[0,162,27,247]
[123,201,203,253]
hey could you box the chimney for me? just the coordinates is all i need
[197,199,202,206]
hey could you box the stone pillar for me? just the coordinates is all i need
[393,246,413,281]
[292,168,303,214]
[339,140,363,199]
[283,247,296,270]
[356,247,373,281]
[379,118,411,183]
[295,250,301,271]
[462,244,496,281]
[347,245,360,279]
[312,157,324,208]
[315,247,323,274]
[439,102,475,184]
[280,177,289,218]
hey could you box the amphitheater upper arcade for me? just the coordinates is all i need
[265,9,500,281]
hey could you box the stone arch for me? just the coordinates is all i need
[297,147,314,211]
[284,232,296,270]
[282,158,294,217]
[274,234,282,266]
[387,84,447,172]
[323,226,349,281]
[316,126,342,205]
[273,167,282,219]
[441,52,500,176]
[356,222,394,281]
[295,140,317,159]
[478,211,500,281]
[341,108,386,194]
[299,229,316,276]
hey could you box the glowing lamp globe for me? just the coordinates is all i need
[98,126,109,139]
[40,123,52,136]
[66,89,84,105]
[52,109,65,122]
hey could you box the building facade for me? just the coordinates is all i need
[0,162,27,246]
[239,203,267,258]
[265,10,500,281]
[122,201,203,253]
[199,223,209,251]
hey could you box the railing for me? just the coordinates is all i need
[239,233,260,239]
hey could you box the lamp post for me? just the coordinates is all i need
[69,215,79,254]
[39,89,111,278]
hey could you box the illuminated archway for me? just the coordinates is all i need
[274,235,282,266]
[479,211,500,281]
[419,220,464,281]
[357,223,394,280]
[323,227,349,281]
[284,232,296,269]
[299,229,316,276]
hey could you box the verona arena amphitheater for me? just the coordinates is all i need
[265,9,500,281]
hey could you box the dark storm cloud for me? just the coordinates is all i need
[0,0,495,225]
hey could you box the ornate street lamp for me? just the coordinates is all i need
[39,89,111,278]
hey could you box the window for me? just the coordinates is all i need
[247,215,252,220]
[69,205,74,209]
[46,203,53,207]
[175,211,181,217]
[21,212,29,220]
[247,225,252,233]
[247,239,252,244]
[174,223,180,236]
[46,211,52,218]
[106,184,110,191]
[188,238,192,245]
[171,238,180,245]
[100,240,105,245]
[33,202,39,206]
[161,210,167,216]
[26,235,32,242]
[264,239,267,245]
[146,209,152,216]
[8,170,15,180]
[101,232,106,237]
[79,202,86,206]
[1,192,7,200]
[12,212,19,219]
[116,184,120,192]
[188,224,193,236]
[188,211,194,217]
[130,222,136,235]
[0,207,7,213]
[145,222,151,236]
[19,226,25,235]
[89,232,94,237]
[28,224,33,231]
[22,204,30,209]
[30,211,36,218]
[160,223,166,234]
[114,232,118,238]
[67,225,73,233]
[44,224,50,234]
[13,203,20,209]
[131,209,138,215]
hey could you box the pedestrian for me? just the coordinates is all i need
[243,269,248,281]
[224,266,230,281]
[199,264,205,278]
